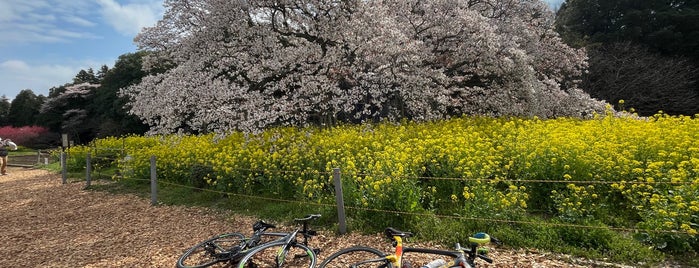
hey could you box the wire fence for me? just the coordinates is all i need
[7,150,58,167]
[61,152,696,236]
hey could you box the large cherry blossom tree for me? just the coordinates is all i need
[123,0,607,133]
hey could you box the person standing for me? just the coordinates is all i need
[0,138,18,175]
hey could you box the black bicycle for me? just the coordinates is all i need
[235,214,321,268]
[319,227,500,268]
[177,214,321,268]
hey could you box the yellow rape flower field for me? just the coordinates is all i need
[68,112,699,265]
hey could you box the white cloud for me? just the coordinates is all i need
[0,0,161,99]
[97,0,164,36]
[0,0,160,45]
[0,0,51,22]
[0,60,31,71]
[0,0,97,45]
[0,59,88,98]
[64,15,97,27]
[0,3,13,22]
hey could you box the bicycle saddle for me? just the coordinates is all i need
[252,220,276,231]
[384,227,413,238]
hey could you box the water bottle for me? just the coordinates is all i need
[421,258,447,268]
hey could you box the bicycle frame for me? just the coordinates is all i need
[344,229,493,268]
[271,229,312,266]
[273,215,320,264]
[345,234,411,268]
[178,215,321,268]
[235,214,321,268]
[245,228,308,264]
[382,235,466,268]
[219,228,290,263]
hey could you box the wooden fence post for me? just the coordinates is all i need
[61,152,67,184]
[150,155,157,206]
[333,168,347,234]
[85,153,91,188]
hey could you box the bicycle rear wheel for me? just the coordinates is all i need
[237,241,316,268]
[319,246,393,268]
[177,232,246,268]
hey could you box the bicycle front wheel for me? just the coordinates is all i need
[319,246,393,268]
[237,241,316,268]
[177,232,246,268]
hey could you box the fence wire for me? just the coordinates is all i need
[110,173,694,236]
[65,149,697,237]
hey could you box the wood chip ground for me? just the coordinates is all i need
[0,167,669,267]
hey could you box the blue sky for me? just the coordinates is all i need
[0,0,564,100]
[0,0,164,100]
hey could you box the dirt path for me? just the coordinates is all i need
[0,167,635,267]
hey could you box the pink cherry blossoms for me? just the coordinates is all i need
[123,0,607,133]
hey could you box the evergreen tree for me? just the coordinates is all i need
[555,0,699,115]
[0,96,10,126]
[97,65,109,80]
[8,89,44,126]
[73,68,100,84]
[90,52,149,138]
[556,0,699,59]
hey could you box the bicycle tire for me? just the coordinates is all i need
[319,246,393,268]
[237,240,316,268]
[177,232,247,268]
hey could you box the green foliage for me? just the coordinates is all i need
[0,95,10,126]
[555,0,699,116]
[9,89,44,127]
[556,0,699,60]
[90,52,149,138]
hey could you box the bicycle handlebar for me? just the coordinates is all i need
[252,220,276,232]
[295,214,321,222]
[477,254,493,263]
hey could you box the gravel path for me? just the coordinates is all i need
[0,167,636,267]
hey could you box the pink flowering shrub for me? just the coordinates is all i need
[0,126,51,148]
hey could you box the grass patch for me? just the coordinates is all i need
[74,174,672,267]
[85,175,337,228]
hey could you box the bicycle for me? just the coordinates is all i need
[176,219,277,268]
[318,227,500,268]
[176,214,321,268]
